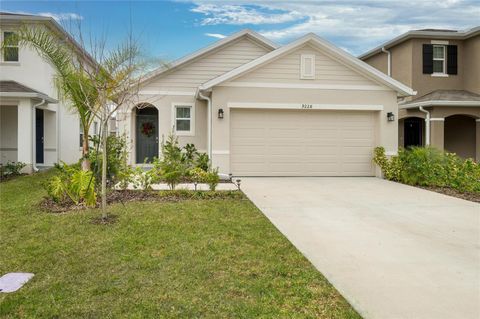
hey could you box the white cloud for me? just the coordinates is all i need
[204,33,227,39]
[188,1,480,55]
[191,3,302,25]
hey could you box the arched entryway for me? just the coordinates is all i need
[402,117,424,148]
[444,115,476,160]
[135,104,158,163]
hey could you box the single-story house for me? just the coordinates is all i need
[117,29,415,177]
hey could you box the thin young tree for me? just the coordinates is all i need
[6,24,146,219]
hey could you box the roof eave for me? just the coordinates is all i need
[400,100,480,109]
[0,92,58,103]
[359,26,480,60]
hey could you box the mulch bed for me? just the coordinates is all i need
[39,189,246,213]
[419,186,480,203]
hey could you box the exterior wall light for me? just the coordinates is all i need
[387,112,395,122]
[218,108,224,119]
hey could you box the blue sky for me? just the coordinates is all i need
[2,0,479,62]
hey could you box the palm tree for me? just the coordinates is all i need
[5,26,145,219]
[4,27,99,170]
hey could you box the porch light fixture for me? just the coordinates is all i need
[387,112,395,122]
[218,108,224,119]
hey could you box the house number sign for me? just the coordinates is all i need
[301,103,313,109]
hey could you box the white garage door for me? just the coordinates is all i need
[230,109,376,176]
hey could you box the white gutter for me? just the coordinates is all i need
[400,100,480,109]
[381,47,391,76]
[32,99,46,172]
[419,106,430,146]
[197,91,212,161]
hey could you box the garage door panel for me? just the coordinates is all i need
[230,109,375,176]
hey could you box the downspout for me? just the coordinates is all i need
[381,47,391,76]
[419,106,430,146]
[197,90,212,161]
[32,99,46,172]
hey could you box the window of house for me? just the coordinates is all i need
[3,31,19,62]
[300,54,315,79]
[432,45,446,74]
[93,122,98,136]
[173,104,194,135]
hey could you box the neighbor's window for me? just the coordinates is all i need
[173,104,194,135]
[3,31,19,62]
[433,45,445,74]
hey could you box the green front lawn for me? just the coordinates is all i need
[0,171,360,318]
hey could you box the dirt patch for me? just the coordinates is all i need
[419,186,480,203]
[91,214,118,225]
[39,189,246,213]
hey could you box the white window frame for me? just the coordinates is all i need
[171,103,195,136]
[432,44,446,76]
[300,54,315,79]
[1,30,20,63]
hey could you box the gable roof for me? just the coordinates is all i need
[359,26,480,60]
[0,80,58,103]
[199,33,416,97]
[139,29,278,87]
[0,12,98,68]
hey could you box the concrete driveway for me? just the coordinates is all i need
[241,177,480,319]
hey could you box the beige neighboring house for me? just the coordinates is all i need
[118,29,414,177]
[360,27,480,161]
[0,12,100,172]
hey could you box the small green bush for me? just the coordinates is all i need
[0,161,26,177]
[373,146,480,193]
[46,163,97,206]
[88,134,129,188]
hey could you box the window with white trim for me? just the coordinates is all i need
[173,104,194,135]
[432,45,446,74]
[2,31,19,62]
[300,54,315,79]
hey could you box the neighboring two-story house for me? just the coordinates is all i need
[360,27,480,161]
[0,12,99,172]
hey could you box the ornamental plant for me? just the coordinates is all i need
[373,146,480,193]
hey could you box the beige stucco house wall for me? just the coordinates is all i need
[0,14,99,172]
[118,30,413,177]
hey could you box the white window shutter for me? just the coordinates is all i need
[300,54,315,79]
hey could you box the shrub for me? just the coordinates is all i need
[159,134,188,190]
[0,161,26,177]
[373,146,480,193]
[205,168,220,191]
[88,134,129,187]
[46,163,97,206]
[196,153,210,171]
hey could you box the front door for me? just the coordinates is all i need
[404,118,423,148]
[35,108,44,164]
[136,107,159,163]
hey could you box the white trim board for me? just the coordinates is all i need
[219,82,389,91]
[227,102,383,111]
[400,100,480,109]
[139,90,195,96]
[429,118,445,121]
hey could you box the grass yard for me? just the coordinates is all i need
[0,171,360,318]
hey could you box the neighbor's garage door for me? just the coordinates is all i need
[230,109,376,176]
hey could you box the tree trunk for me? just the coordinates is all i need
[81,136,90,171]
[101,116,108,219]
